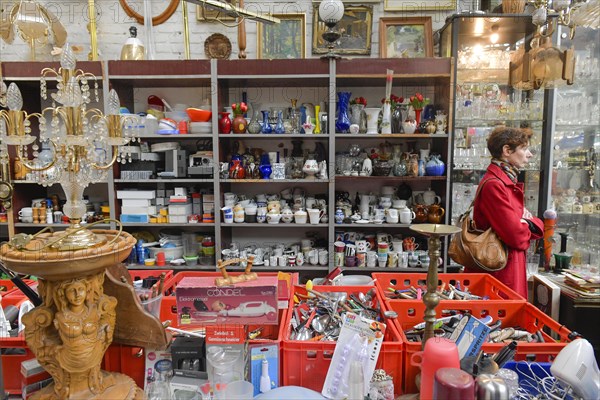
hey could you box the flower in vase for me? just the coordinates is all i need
[408,92,429,111]
[302,118,314,130]
[231,102,248,116]
[350,96,367,106]
[380,94,404,108]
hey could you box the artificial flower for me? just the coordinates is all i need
[381,94,405,108]
[408,92,429,110]
[350,96,367,106]
[231,102,248,115]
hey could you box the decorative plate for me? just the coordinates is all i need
[204,33,232,60]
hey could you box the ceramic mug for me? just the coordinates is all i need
[318,250,328,266]
[366,251,377,268]
[376,233,393,244]
[307,208,324,225]
[294,210,308,224]
[18,207,33,217]
[385,208,399,223]
[355,240,371,253]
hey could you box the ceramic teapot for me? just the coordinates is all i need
[427,204,445,224]
[281,205,294,223]
[267,210,281,224]
[422,188,442,206]
[413,204,429,223]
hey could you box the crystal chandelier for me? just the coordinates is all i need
[0,44,139,250]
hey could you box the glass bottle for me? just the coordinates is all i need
[146,370,172,400]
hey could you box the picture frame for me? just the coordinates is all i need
[379,17,433,58]
[196,1,237,22]
[257,13,306,59]
[384,0,456,11]
[312,5,373,55]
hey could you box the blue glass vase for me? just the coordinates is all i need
[261,110,272,134]
[299,106,307,134]
[336,91,351,133]
[259,154,272,179]
[274,111,285,134]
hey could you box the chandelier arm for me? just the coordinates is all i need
[89,145,119,170]
[40,68,59,79]
[17,139,58,172]
[538,19,555,37]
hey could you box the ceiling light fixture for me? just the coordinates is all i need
[183,0,280,24]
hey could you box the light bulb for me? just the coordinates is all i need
[107,89,121,116]
[60,43,77,70]
[6,83,23,111]
[319,0,344,23]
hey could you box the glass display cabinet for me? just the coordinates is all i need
[439,14,546,266]
[547,26,600,270]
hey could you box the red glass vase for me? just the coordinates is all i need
[232,113,247,133]
[219,112,232,134]
[414,108,422,124]
[229,159,245,179]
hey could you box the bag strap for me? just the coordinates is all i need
[458,177,500,222]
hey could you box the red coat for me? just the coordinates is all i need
[469,164,544,298]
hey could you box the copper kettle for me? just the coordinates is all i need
[413,204,428,223]
[427,204,445,223]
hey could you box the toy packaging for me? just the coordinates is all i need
[322,313,386,400]
[176,276,279,325]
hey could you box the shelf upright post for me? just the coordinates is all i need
[211,58,222,269]
[328,57,337,272]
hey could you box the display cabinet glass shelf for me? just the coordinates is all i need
[440,14,545,234]
[547,25,600,270]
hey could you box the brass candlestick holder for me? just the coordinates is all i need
[410,223,461,347]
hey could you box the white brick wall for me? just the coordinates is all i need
[0,0,484,62]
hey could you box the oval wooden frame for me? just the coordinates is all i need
[119,0,180,26]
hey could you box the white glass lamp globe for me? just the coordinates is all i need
[319,0,344,23]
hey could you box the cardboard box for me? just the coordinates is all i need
[121,199,154,207]
[171,336,206,378]
[176,276,279,325]
[169,203,193,216]
[116,190,156,200]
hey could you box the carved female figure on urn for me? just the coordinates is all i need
[23,273,117,399]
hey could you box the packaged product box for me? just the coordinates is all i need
[176,276,279,325]
[144,348,172,390]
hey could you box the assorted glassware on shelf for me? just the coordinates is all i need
[220,190,328,225]
[455,83,544,122]
[220,141,328,181]
[220,238,329,268]
[218,100,328,134]
[335,185,444,226]
[335,142,445,178]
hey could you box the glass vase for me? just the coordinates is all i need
[247,110,262,134]
[350,104,364,132]
[335,91,351,133]
[261,110,272,134]
[218,112,231,134]
[232,113,247,133]
[274,111,285,134]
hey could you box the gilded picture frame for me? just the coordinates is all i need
[196,1,237,22]
[312,5,373,55]
[257,13,306,59]
[384,0,456,11]
[379,17,433,58]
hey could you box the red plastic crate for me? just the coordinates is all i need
[385,300,572,395]
[1,279,38,300]
[281,285,404,396]
[373,273,525,303]
[102,344,145,389]
[160,271,297,328]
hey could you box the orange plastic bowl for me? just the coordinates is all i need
[186,108,212,122]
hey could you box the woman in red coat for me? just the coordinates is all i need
[470,127,544,298]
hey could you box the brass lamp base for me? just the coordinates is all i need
[52,223,108,251]
[410,224,461,347]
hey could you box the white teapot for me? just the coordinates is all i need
[267,210,281,224]
[281,205,294,223]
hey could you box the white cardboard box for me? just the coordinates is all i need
[116,190,156,200]
[121,199,153,207]
[168,203,192,216]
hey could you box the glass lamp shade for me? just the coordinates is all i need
[319,0,344,23]
[60,43,77,70]
[107,89,121,116]
[7,83,23,111]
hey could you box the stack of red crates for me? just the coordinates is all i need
[373,272,572,395]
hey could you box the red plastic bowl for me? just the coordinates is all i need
[186,108,212,122]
